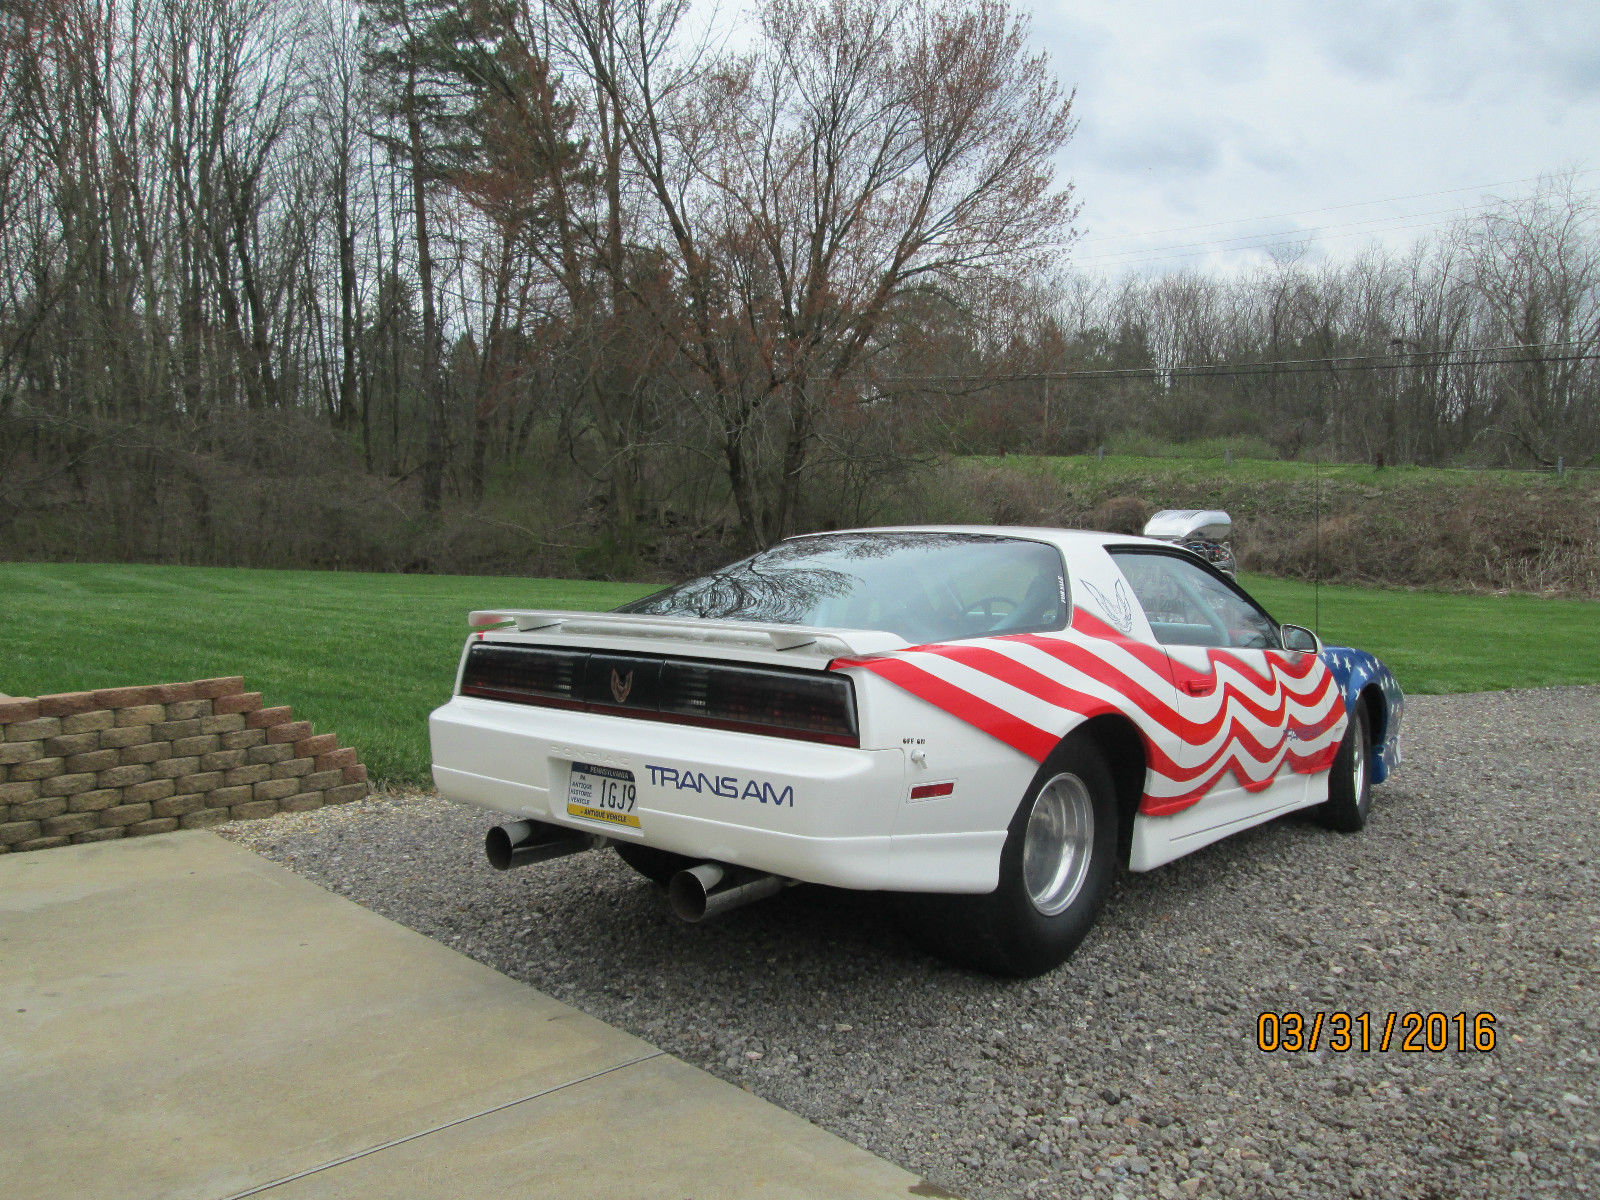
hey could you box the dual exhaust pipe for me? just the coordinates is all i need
[485,820,786,922]
[666,862,788,923]
[484,819,605,870]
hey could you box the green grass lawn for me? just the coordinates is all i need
[1239,575,1600,694]
[2,562,1595,784]
[0,563,652,786]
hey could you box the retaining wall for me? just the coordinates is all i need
[0,679,369,853]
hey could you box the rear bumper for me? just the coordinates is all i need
[429,696,1001,892]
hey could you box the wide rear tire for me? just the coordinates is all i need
[895,736,1120,977]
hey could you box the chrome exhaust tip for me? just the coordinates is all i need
[485,820,603,870]
[668,862,787,922]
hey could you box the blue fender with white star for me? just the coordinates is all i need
[1318,646,1405,783]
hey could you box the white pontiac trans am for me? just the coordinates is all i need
[429,527,1403,976]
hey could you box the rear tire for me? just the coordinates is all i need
[895,736,1120,977]
[1316,703,1372,832]
[614,842,694,887]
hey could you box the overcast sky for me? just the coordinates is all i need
[1033,0,1600,275]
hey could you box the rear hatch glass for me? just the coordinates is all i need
[619,531,1067,644]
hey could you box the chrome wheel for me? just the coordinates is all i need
[894,741,1115,977]
[1317,705,1373,833]
[1022,771,1096,916]
[1352,724,1368,803]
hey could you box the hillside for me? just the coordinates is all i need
[908,453,1600,597]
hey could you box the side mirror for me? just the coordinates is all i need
[1281,623,1321,654]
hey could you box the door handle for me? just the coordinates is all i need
[1181,677,1216,697]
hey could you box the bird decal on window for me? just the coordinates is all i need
[1080,577,1136,634]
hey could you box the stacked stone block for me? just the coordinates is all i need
[0,679,370,853]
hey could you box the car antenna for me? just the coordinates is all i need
[1313,449,1322,637]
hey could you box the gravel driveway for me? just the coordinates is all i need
[220,688,1600,1199]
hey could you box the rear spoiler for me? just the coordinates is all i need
[466,609,907,661]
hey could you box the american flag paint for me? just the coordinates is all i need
[836,607,1347,817]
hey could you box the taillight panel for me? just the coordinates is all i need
[460,642,859,747]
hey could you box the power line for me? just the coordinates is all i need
[1052,351,1600,382]
[890,341,1599,387]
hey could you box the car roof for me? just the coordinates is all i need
[782,524,1171,554]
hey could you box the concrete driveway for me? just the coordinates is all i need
[0,833,943,1199]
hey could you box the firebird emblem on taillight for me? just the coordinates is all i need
[611,669,635,704]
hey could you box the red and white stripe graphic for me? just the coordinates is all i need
[837,608,1346,816]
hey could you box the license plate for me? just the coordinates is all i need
[565,762,639,828]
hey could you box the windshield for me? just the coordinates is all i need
[618,532,1069,644]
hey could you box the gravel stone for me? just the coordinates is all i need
[218,687,1600,1200]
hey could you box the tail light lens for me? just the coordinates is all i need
[460,643,858,747]
[460,644,581,701]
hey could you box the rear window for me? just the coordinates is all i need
[619,532,1068,644]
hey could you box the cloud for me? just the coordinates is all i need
[1084,118,1223,178]
[1029,11,1116,102]
[1033,0,1600,275]
[1189,29,1268,86]
[1293,0,1416,81]
[1547,45,1600,96]
[1494,9,1600,100]
[1295,0,1600,101]
[1237,139,1302,177]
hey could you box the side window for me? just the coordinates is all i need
[946,554,1066,634]
[911,546,1066,637]
[1111,551,1279,650]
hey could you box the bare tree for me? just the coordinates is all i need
[1464,172,1600,464]
[554,0,1077,545]
[362,0,475,511]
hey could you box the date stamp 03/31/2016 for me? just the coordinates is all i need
[1256,1012,1498,1054]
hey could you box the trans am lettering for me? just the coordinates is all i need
[645,764,794,807]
